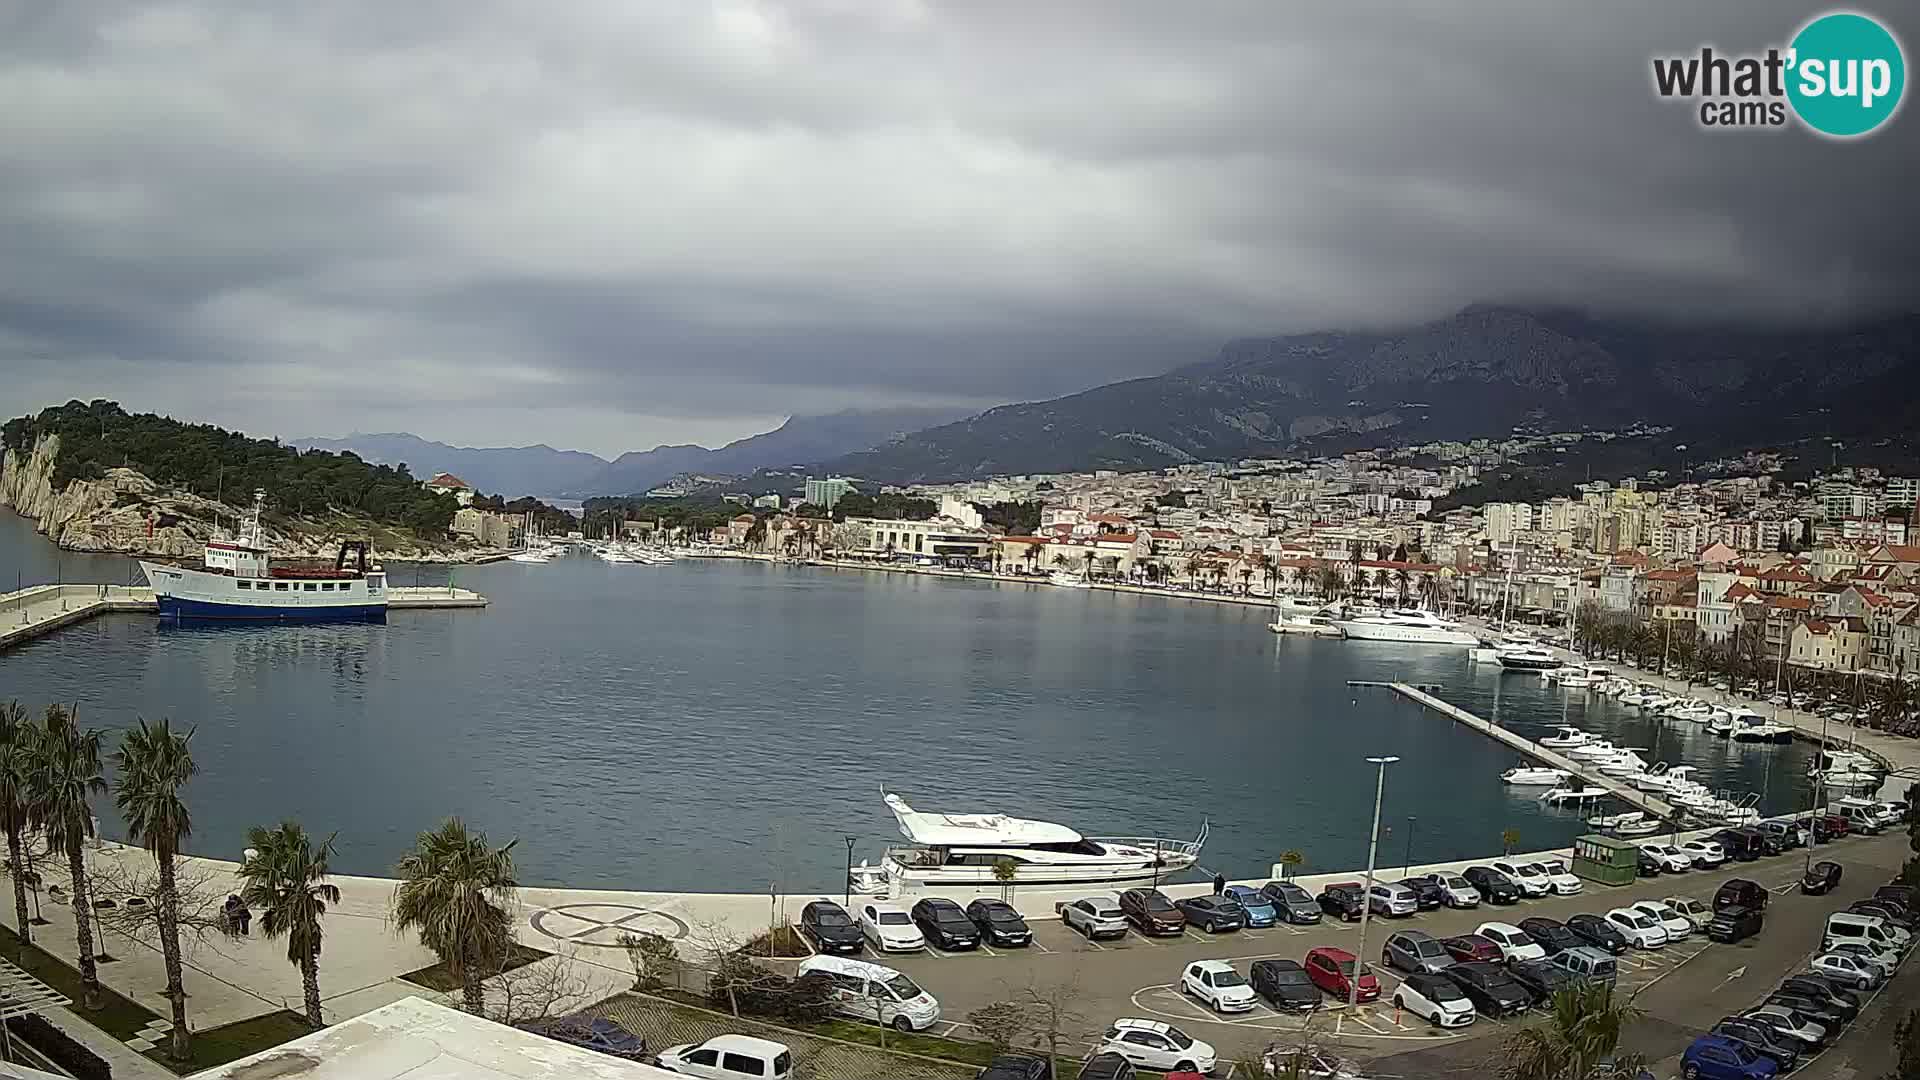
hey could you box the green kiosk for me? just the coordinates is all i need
[1571,834,1638,887]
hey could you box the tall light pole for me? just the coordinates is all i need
[1803,708,1833,880]
[843,836,858,909]
[1401,816,1417,879]
[1352,755,1399,1012]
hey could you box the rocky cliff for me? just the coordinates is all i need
[0,434,472,561]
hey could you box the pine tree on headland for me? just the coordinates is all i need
[112,717,198,1060]
[239,822,341,1029]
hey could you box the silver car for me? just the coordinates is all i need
[1369,883,1419,917]
[1740,1005,1828,1048]
[1060,895,1129,939]
[1382,930,1453,975]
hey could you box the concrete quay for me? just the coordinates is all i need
[0,582,488,652]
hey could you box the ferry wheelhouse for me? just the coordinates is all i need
[848,793,1206,898]
[140,490,387,622]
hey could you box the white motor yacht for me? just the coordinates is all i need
[1502,766,1573,786]
[1048,571,1092,589]
[855,793,1206,896]
[1539,727,1592,749]
[1731,716,1794,745]
[1596,750,1650,778]
[1586,810,1661,837]
[1330,606,1480,646]
[1565,740,1622,760]
[1666,701,1715,723]
[1541,787,1610,805]
[1705,711,1736,737]
[1497,646,1564,672]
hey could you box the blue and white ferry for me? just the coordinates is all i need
[140,490,388,622]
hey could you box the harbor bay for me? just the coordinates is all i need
[1,509,1819,893]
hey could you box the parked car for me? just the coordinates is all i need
[1477,921,1547,962]
[1075,1053,1136,1080]
[1738,1005,1828,1049]
[1776,977,1860,1023]
[1682,1034,1780,1079]
[977,1055,1052,1080]
[1535,859,1583,895]
[1762,991,1846,1034]
[1442,961,1533,1017]
[1714,879,1770,913]
[1710,829,1762,862]
[1429,873,1483,908]
[1630,900,1695,941]
[1250,959,1322,1011]
[1304,947,1379,1002]
[858,901,927,952]
[1664,896,1713,932]
[1181,960,1256,1013]
[1518,917,1583,956]
[539,1017,647,1059]
[657,1035,792,1078]
[1441,933,1505,964]
[1824,939,1902,979]
[1567,913,1631,955]
[1707,905,1764,944]
[1847,900,1918,932]
[1802,861,1843,895]
[1547,946,1618,987]
[1507,957,1579,999]
[1118,889,1186,936]
[799,900,865,954]
[1710,1018,1801,1074]
[1092,1019,1216,1076]
[798,955,941,1032]
[1606,907,1670,949]
[1680,840,1728,867]
[1368,882,1419,917]
[1383,930,1453,975]
[1175,895,1246,934]
[1060,895,1130,939]
[1221,885,1279,928]
[1259,880,1324,924]
[1812,814,1849,842]
[958,899,1029,947]
[1392,972,1476,1027]
[911,898,982,951]
[1397,874,1446,911]
[1636,848,1663,878]
[1876,884,1918,909]
[1640,842,1694,872]
[1492,859,1553,897]
[1317,882,1369,922]
[1809,950,1884,989]
[1757,821,1805,850]
[1463,866,1521,904]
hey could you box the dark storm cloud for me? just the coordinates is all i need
[1,0,1913,455]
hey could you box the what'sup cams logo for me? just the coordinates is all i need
[1652,11,1905,136]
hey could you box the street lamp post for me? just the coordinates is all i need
[1352,755,1400,1012]
[843,835,857,909]
[1402,816,1416,879]
[1803,709,1833,880]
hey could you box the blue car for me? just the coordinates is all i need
[1682,1035,1778,1080]
[1222,886,1278,928]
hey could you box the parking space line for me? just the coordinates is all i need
[925,945,950,959]
[979,944,998,957]
[1031,938,1055,953]
[1184,929,1208,943]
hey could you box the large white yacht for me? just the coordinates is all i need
[1330,606,1479,646]
[848,793,1206,898]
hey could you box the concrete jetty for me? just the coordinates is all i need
[1379,680,1682,821]
[0,582,488,652]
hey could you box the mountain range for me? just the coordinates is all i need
[298,405,969,498]
[804,306,1920,485]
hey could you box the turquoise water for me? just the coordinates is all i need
[0,510,1817,890]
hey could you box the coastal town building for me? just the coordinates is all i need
[426,472,476,506]
[804,475,856,509]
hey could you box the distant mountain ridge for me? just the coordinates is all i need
[300,405,972,498]
[807,307,1920,484]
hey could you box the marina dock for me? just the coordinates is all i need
[1375,680,1682,822]
[0,582,488,652]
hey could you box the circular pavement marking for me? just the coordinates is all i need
[529,903,690,948]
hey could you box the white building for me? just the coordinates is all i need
[1486,502,1535,545]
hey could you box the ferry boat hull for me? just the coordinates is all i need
[156,592,386,623]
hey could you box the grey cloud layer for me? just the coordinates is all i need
[1,1,1913,454]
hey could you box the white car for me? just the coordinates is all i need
[657,1035,792,1079]
[1740,1005,1827,1048]
[1638,843,1692,872]
[857,902,925,952]
[1678,840,1727,867]
[1392,972,1476,1028]
[1476,921,1547,963]
[1605,908,1670,949]
[1826,940,1903,978]
[1181,960,1256,1013]
[1630,900,1693,941]
[1663,896,1712,931]
[1094,1018,1218,1074]
[1810,951,1885,990]
[1437,874,1481,908]
[1535,859,1583,895]
[1492,860,1552,898]
[1060,895,1130,939]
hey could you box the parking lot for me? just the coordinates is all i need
[834,830,1911,1070]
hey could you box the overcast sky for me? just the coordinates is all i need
[2,2,1913,457]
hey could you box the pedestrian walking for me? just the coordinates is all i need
[1212,872,1226,895]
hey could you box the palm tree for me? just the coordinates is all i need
[392,819,519,1015]
[0,702,35,946]
[1371,567,1392,598]
[1317,567,1344,600]
[1024,542,1044,573]
[112,718,197,1060]
[1393,568,1412,607]
[239,822,341,1029]
[1501,982,1645,1079]
[27,704,108,1009]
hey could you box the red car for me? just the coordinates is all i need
[1441,934,1503,964]
[1303,947,1379,1002]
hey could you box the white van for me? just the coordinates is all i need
[1824,912,1911,955]
[1832,798,1888,834]
[796,955,942,1032]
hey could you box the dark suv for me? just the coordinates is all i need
[1398,875,1447,911]
[1259,880,1324,924]
[1118,888,1186,935]
[978,1055,1052,1080]
[1463,866,1520,904]
[1518,917,1583,956]
[1713,878,1769,913]
[1317,882,1367,922]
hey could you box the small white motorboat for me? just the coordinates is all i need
[1541,786,1611,805]
[1706,712,1736,737]
[1565,740,1622,760]
[1049,571,1092,589]
[1502,766,1573,786]
[1539,726,1592,749]
[1587,810,1661,836]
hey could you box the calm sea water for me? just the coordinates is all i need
[1,509,1818,891]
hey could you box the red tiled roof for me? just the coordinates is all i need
[1094,533,1140,544]
[1149,529,1182,539]
[428,473,471,489]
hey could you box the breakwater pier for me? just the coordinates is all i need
[0,582,488,652]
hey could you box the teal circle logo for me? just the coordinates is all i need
[1787,12,1905,137]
